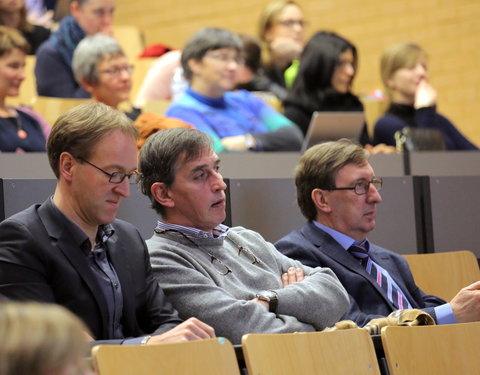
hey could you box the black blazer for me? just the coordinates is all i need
[0,199,182,344]
[275,221,445,326]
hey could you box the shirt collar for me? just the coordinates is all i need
[313,220,370,251]
[49,197,115,254]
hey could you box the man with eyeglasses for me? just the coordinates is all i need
[276,138,480,326]
[137,128,350,344]
[0,102,215,345]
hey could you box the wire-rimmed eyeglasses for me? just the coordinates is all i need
[77,157,138,184]
[98,64,134,76]
[154,229,261,275]
[327,177,383,195]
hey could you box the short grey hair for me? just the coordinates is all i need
[72,34,125,85]
[181,27,242,81]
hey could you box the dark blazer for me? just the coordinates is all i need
[0,199,182,344]
[275,221,445,326]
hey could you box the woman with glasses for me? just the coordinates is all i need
[72,33,139,119]
[373,42,477,150]
[165,27,303,153]
[258,0,305,89]
[73,34,194,147]
[0,26,50,152]
[35,0,115,98]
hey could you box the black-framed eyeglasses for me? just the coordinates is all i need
[77,157,138,184]
[327,177,383,195]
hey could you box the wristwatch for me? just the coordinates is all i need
[256,290,278,313]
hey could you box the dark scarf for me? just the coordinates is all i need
[49,16,86,68]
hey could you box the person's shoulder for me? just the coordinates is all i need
[110,219,143,240]
[275,223,318,251]
[369,242,405,260]
[31,24,51,38]
[276,227,304,244]
[35,38,56,56]
[166,92,198,112]
[0,203,43,232]
[228,226,270,243]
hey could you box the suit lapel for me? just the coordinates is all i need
[303,222,396,309]
[37,199,111,335]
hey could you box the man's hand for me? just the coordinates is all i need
[251,267,305,308]
[282,267,305,287]
[450,281,480,323]
[414,79,437,109]
[147,317,215,344]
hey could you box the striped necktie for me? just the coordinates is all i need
[348,244,409,310]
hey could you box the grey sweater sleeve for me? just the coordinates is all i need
[228,229,350,329]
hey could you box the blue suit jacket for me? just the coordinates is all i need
[275,221,445,326]
[0,199,182,344]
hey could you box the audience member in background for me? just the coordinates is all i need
[0,302,93,375]
[284,31,365,137]
[259,0,305,89]
[284,31,393,153]
[138,128,349,344]
[166,27,303,153]
[235,33,288,101]
[275,139,480,326]
[0,0,50,54]
[72,33,138,119]
[35,0,115,98]
[373,42,477,150]
[73,34,194,148]
[0,102,215,344]
[0,26,50,152]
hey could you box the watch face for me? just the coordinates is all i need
[257,291,278,301]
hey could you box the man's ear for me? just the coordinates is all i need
[151,182,175,208]
[58,152,75,182]
[311,188,332,214]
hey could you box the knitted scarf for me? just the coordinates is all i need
[49,15,86,68]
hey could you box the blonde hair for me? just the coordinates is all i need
[380,42,427,99]
[0,25,29,56]
[0,302,91,375]
[47,102,138,178]
[258,0,301,66]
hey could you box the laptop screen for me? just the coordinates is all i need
[301,111,365,152]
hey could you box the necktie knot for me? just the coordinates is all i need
[348,244,369,260]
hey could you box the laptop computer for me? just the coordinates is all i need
[301,111,365,152]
